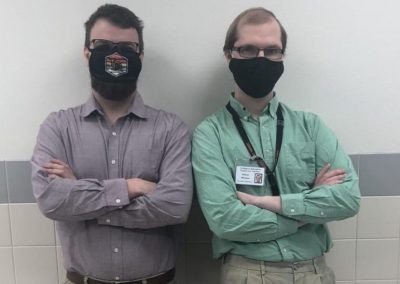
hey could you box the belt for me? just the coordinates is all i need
[66,268,175,284]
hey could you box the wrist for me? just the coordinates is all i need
[126,178,143,198]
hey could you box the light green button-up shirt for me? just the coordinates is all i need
[192,94,360,262]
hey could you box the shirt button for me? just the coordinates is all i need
[320,211,324,216]
[106,219,111,223]
[114,248,119,253]
[112,132,117,136]
[116,199,121,204]
[111,160,116,165]
[283,248,287,252]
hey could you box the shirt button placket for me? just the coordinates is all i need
[109,127,119,179]
[108,126,122,279]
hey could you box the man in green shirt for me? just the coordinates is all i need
[192,7,360,284]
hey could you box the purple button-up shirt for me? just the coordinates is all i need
[31,93,193,281]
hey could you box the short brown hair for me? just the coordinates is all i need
[84,4,144,52]
[223,7,287,55]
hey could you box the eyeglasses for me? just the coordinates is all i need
[231,45,283,61]
[89,39,140,53]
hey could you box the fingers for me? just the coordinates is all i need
[50,159,68,166]
[43,163,64,170]
[314,164,346,187]
[44,168,65,175]
[323,174,346,185]
[316,163,331,179]
[321,168,345,179]
[42,159,75,179]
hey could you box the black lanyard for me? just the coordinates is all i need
[226,102,284,196]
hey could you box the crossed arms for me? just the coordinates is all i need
[191,115,360,243]
[31,114,193,229]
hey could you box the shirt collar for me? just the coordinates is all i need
[81,91,147,119]
[228,92,279,119]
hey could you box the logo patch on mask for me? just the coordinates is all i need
[105,52,128,77]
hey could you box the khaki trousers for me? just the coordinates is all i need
[220,254,336,284]
[65,278,175,284]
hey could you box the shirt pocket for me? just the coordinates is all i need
[283,142,316,185]
[124,148,162,182]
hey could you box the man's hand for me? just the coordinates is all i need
[43,159,77,180]
[236,191,255,205]
[313,163,346,188]
[126,178,156,199]
[236,191,281,213]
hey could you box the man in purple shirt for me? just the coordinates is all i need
[31,4,193,284]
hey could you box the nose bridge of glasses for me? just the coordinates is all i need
[256,48,265,58]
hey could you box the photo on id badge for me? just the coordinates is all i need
[235,159,265,187]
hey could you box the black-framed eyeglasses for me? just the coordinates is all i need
[232,45,283,61]
[89,39,140,53]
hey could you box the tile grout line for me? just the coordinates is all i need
[397,222,400,282]
[354,201,359,282]
[5,162,17,284]
[55,242,61,284]
[354,155,360,282]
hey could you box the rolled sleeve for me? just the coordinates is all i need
[280,193,306,217]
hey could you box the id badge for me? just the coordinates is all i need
[235,159,265,186]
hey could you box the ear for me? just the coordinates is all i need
[83,47,90,66]
[224,50,232,62]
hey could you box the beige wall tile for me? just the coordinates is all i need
[356,239,399,280]
[0,204,12,246]
[10,204,55,246]
[55,227,61,246]
[328,215,357,239]
[357,197,400,239]
[356,281,397,284]
[0,247,16,284]
[325,240,356,281]
[14,246,58,284]
[56,246,66,284]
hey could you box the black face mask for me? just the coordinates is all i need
[229,57,284,98]
[89,46,142,101]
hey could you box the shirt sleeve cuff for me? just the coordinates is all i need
[103,178,130,207]
[281,193,306,217]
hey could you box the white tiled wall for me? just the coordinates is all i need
[1,197,400,283]
[0,204,62,284]
[9,204,55,246]
[13,246,58,284]
[325,196,400,283]
[0,204,12,246]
